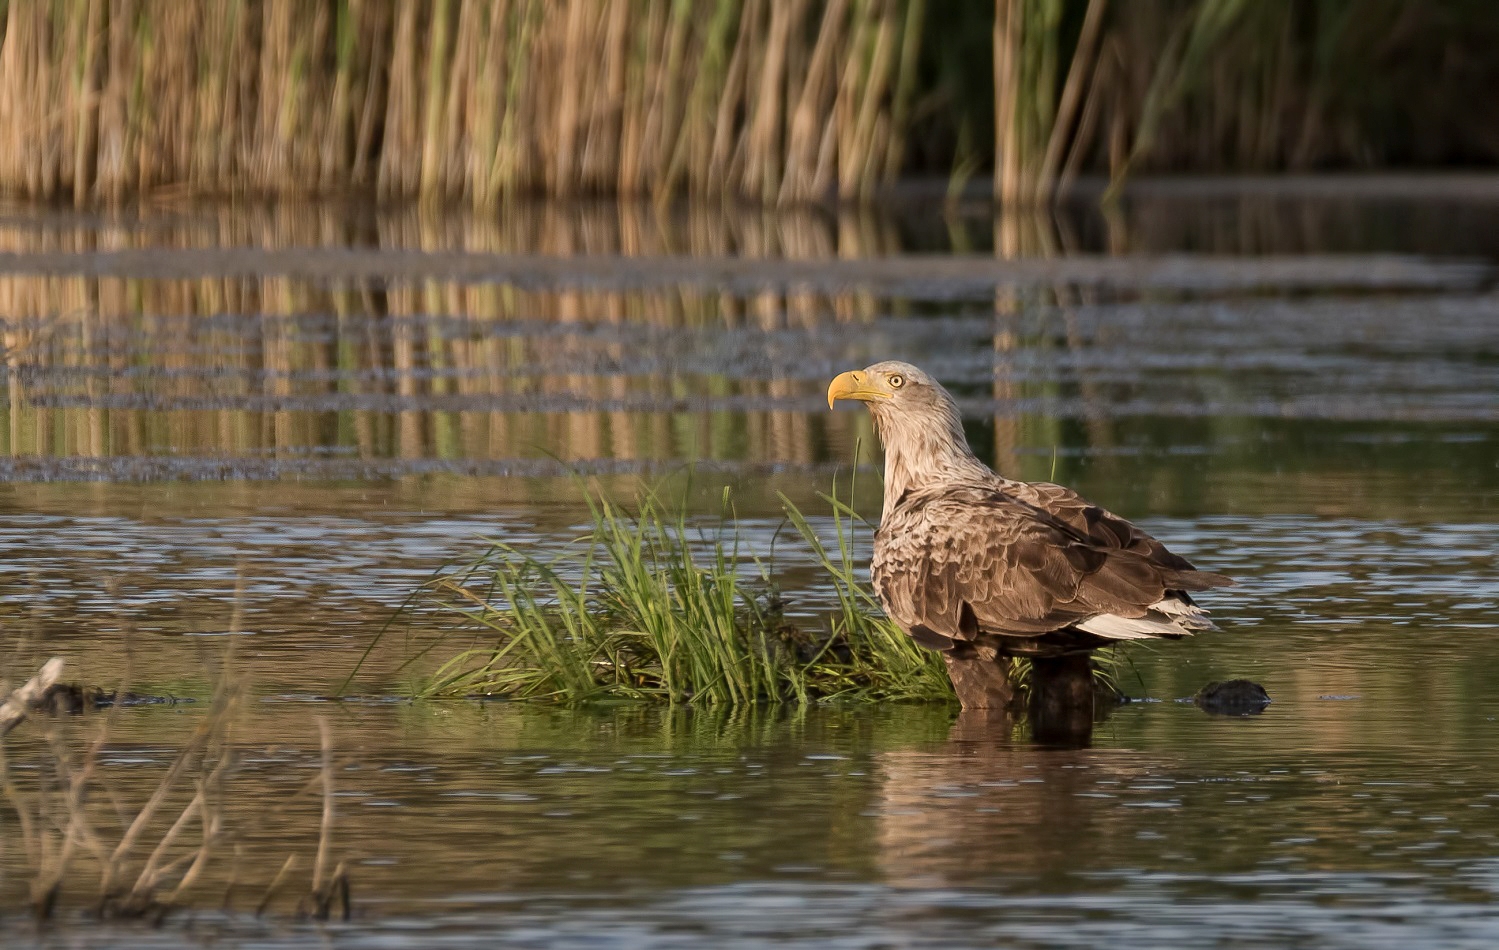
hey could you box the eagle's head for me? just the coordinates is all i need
[828,359,978,469]
[826,360,954,422]
[827,359,988,510]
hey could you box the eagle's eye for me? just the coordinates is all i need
[887,373,905,389]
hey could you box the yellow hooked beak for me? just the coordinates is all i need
[827,370,891,409]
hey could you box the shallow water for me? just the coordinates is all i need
[2,187,1498,947]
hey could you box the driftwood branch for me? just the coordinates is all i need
[0,658,65,738]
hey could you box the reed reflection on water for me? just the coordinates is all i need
[1,197,1495,484]
[0,201,922,473]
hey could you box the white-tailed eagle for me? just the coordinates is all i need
[828,360,1234,713]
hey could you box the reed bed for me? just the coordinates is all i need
[394,484,955,704]
[0,0,921,206]
[990,0,1499,202]
[3,1,1496,205]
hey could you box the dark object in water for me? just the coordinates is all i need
[1,661,185,741]
[1194,679,1271,715]
[34,683,191,713]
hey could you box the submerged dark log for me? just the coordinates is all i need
[13,677,191,718]
[33,684,180,713]
[1194,679,1272,715]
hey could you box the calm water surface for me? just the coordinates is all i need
[2,189,1498,947]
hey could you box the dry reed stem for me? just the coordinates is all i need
[1036,0,1107,201]
[0,657,65,738]
[97,710,215,899]
[255,854,298,916]
[310,717,334,896]
[302,716,350,920]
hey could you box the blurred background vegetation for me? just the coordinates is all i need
[2,0,1497,207]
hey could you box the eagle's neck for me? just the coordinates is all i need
[873,405,992,516]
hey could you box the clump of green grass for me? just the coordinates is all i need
[410,484,952,705]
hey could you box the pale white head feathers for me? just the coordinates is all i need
[827,361,991,512]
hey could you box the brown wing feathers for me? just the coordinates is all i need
[1004,479,1217,577]
[872,482,1230,651]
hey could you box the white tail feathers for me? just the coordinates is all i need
[1075,597,1218,641]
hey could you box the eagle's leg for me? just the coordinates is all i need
[941,645,1016,711]
[1027,653,1096,744]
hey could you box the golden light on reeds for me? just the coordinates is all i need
[2,1,1492,206]
[0,0,922,206]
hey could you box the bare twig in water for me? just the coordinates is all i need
[300,717,351,921]
[256,855,299,917]
[4,590,229,920]
[0,567,350,923]
[310,718,335,899]
[96,717,217,907]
